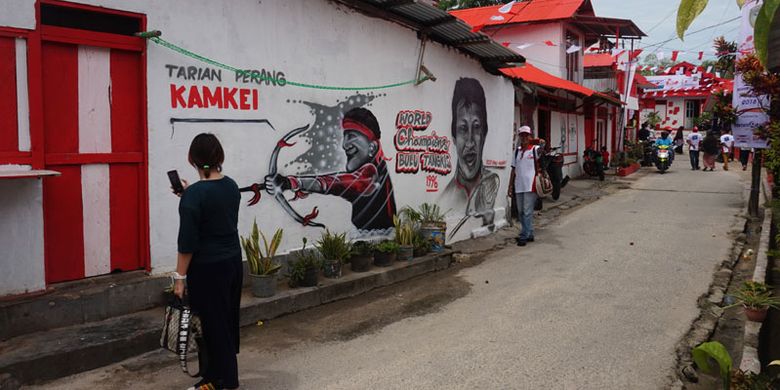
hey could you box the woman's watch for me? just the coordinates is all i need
[172,271,187,281]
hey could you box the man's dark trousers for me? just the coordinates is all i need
[689,150,700,169]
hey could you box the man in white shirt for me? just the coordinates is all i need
[508,126,539,246]
[686,126,702,170]
[720,131,734,171]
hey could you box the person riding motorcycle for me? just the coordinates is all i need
[655,131,674,161]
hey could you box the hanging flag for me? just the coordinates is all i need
[657,51,665,61]
[716,71,721,78]
[566,44,581,54]
[611,49,626,57]
[629,49,643,61]
[490,15,505,21]
[498,0,516,14]
[588,47,599,52]
[706,65,713,73]
[671,51,680,61]
[516,43,534,50]
[544,40,556,46]
[698,51,704,60]
[651,66,659,72]
[664,67,672,73]
[501,41,510,47]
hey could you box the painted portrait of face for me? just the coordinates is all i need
[451,78,488,185]
[342,130,376,172]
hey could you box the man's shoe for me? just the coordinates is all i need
[516,240,527,247]
[527,237,534,242]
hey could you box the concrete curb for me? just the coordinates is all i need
[739,205,772,374]
[0,251,453,387]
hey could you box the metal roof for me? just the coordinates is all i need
[335,0,525,73]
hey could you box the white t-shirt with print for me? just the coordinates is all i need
[720,134,734,153]
[687,132,702,151]
[512,145,538,193]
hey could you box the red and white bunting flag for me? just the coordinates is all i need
[664,67,672,73]
[544,40,556,46]
[698,51,704,60]
[706,66,713,73]
[566,44,581,54]
[671,51,680,61]
[501,41,510,47]
[498,0,516,14]
[657,51,665,61]
[588,47,599,52]
[629,49,643,60]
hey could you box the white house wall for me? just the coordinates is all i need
[490,23,565,78]
[37,0,517,275]
[0,178,45,296]
[0,0,35,30]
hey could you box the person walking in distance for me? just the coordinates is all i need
[173,133,243,390]
[508,126,539,247]
[686,126,702,170]
[673,126,685,154]
[701,130,720,171]
[739,147,752,171]
[720,130,734,171]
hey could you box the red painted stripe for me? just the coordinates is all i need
[110,50,142,153]
[42,42,78,154]
[0,37,19,153]
[109,164,141,272]
[43,165,85,283]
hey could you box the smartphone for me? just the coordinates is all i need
[167,170,184,194]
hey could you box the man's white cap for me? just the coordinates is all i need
[517,126,532,135]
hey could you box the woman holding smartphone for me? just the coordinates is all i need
[172,133,242,390]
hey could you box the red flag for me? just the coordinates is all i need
[501,41,510,47]
[629,49,643,61]
[544,40,556,46]
[588,47,599,52]
[671,51,679,61]
[698,51,704,60]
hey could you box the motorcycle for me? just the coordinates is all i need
[582,147,604,181]
[539,147,569,200]
[654,144,672,173]
[639,140,655,167]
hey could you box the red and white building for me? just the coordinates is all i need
[451,0,644,174]
[639,62,734,131]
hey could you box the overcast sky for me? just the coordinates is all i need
[590,0,741,63]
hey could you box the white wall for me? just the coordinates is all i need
[0,0,35,30]
[491,23,565,78]
[66,0,516,274]
[0,178,45,296]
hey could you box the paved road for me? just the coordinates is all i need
[33,167,746,390]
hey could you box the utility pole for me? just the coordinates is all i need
[748,149,762,217]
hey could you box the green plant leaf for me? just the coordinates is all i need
[754,0,780,66]
[692,341,732,389]
[769,359,780,366]
[677,0,709,40]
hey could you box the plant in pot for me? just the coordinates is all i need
[240,219,283,298]
[317,230,351,279]
[393,215,415,261]
[374,240,399,267]
[351,241,374,272]
[413,231,431,257]
[288,238,321,288]
[731,281,780,322]
[418,203,448,253]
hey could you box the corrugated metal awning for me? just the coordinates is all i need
[336,0,525,73]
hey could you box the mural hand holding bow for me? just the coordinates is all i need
[239,124,325,228]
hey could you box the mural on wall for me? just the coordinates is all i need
[240,94,397,236]
[442,78,500,238]
[393,109,452,193]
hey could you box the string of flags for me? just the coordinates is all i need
[493,38,738,62]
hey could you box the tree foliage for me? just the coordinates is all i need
[713,36,738,79]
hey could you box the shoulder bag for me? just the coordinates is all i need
[532,147,553,198]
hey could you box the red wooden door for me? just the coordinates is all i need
[41,39,146,283]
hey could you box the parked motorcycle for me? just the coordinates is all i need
[539,147,569,200]
[582,147,604,181]
[654,144,672,173]
[639,140,655,167]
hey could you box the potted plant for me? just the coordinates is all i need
[418,203,448,253]
[394,215,415,261]
[351,241,374,272]
[413,231,431,257]
[317,230,351,279]
[732,281,780,322]
[374,240,398,266]
[288,238,321,288]
[240,219,283,298]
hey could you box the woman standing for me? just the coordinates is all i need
[701,131,720,171]
[673,126,685,154]
[173,133,242,390]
